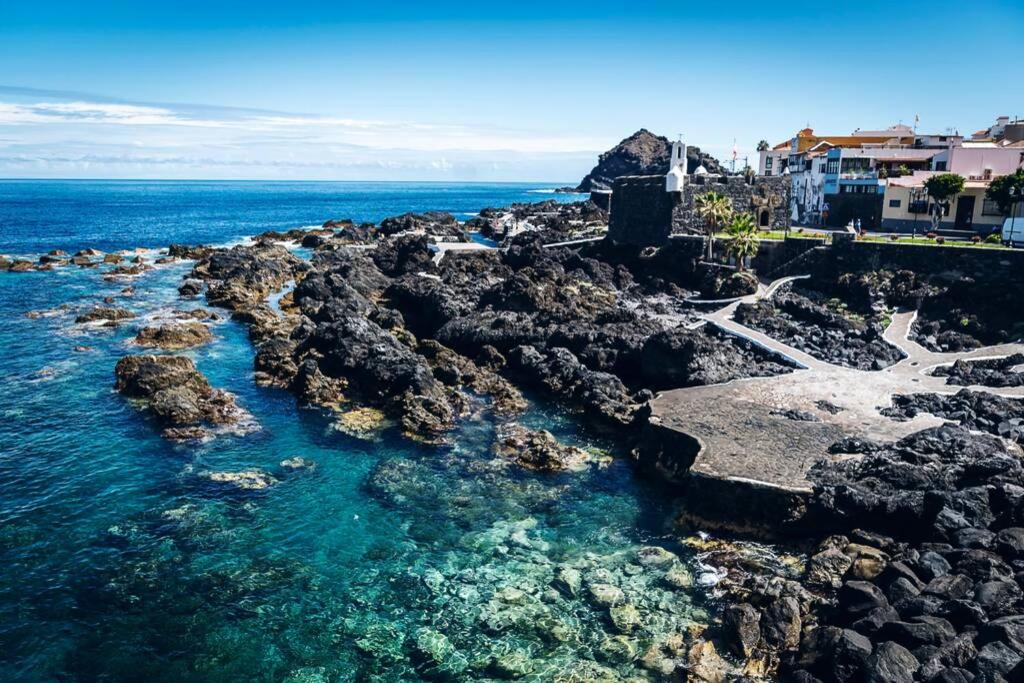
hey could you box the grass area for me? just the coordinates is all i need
[715,230,829,241]
[853,234,1009,249]
[713,230,1012,250]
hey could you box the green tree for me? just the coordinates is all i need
[756,140,770,152]
[694,191,734,261]
[923,173,966,232]
[726,213,760,271]
[985,168,1024,215]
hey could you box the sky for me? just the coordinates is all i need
[0,1,1022,182]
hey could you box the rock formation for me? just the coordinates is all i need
[114,355,252,440]
[575,129,723,192]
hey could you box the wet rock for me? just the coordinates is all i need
[492,424,600,473]
[114,355,250,438]
[762,596,803,651]
[974,579,1022,617]
[75,307,135,324]
[179,278,204,297]
[802,627,873,683]
[865,640,918,683]
[7,260,35,272]
[505,345,638,428]
[839,581,891,621]
[924,575,975,601]
[876,616,956,649]
[134,322,213,349]
[723,603,762,657]
[918,632,977,679]
[845,544,889,581]
[191,243,301,311]
[972,640,1021,680]
[417,339,526,416]
[995,527,1024,560]
[806,548,854,588]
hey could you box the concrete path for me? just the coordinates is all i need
[542,236,606,249]
[429,241,491,265]
[649,277,1024,499]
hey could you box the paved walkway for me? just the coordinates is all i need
[649,277,1024,497]
[429,241,491,265]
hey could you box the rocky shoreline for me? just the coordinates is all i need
[10,196,1024,681]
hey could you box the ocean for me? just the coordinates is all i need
[0,181,702,681]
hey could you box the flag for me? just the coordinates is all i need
[732,139,738,161]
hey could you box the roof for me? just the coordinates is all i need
[852,125,914,137]
[889,172,992,190]
[837,148,939,161]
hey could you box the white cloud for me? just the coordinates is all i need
[0,96,605,159]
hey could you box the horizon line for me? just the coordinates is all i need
[0,177,584,186]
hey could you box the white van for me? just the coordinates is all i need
[1004,216,1024,248]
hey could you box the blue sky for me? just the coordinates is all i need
[1,1,1021,181]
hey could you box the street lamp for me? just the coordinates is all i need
[1010,186,1021,247]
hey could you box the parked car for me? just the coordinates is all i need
[1003,216,1024,248]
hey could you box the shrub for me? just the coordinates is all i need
[985,233,1002,244]
[971,235,981,243]
[889,234,899,241]
[926,232,937,239]
[936,236,945,245]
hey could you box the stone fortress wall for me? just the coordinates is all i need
[672,174,791,234]
[607,173,791,247]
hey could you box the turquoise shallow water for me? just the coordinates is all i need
[0,182,703,681]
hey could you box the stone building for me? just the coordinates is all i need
[607,140,791,246]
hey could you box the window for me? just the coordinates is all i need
[765,157,773,168]
[982,198,1005,216]
[889,199,902,208]
[935,161,947,171]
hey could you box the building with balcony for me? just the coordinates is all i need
[759,125,960,226]
[881,173,1008,235]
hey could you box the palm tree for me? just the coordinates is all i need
[694,191,734,261]
[726,213,759,271]
[756,140,770,152]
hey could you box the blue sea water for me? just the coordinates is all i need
[0,181,703,682]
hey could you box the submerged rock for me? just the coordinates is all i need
[200,469,277,491]
[492,424,603,473]
[75,307,136,325]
